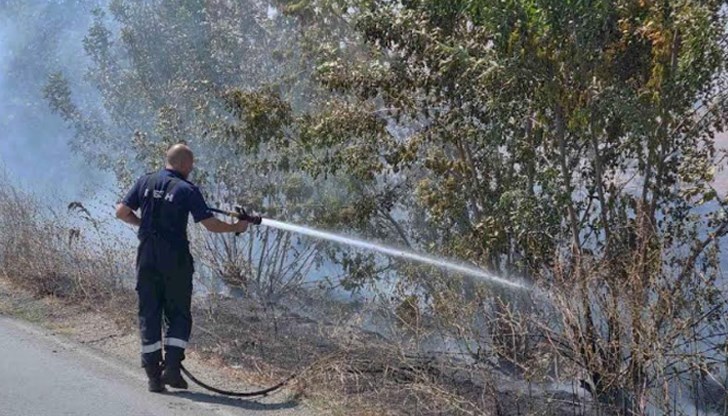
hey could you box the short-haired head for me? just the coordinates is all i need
[166,143,194,179]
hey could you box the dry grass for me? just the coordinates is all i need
[0,182,135,324]
[0,180,598,415]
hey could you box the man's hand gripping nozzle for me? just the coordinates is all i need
[233,206,263,225]
[208,206,263,235]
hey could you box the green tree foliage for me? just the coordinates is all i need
[292,0,728,273]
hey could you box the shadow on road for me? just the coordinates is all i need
[169,390,300,411]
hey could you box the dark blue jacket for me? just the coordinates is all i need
[122,169,213,247]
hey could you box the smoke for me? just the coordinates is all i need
[0,1,109,201]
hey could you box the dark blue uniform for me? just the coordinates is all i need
[122,169,213,367]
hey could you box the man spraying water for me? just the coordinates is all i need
[115,144,249,393]
[116,144,520,394]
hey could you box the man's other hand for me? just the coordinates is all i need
[233,220,249,234]
[115,203,142,227]
[201,217,249,234]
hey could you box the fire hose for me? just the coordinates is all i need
[177,205,295,397]
[179,364,296,397]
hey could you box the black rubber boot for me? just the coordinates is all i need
[144,362,165,393]
[161,362,188,390]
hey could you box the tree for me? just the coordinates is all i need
[44,0,343,301]
[280,0,728,413]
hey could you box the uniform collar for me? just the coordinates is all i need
[164,168,186,180]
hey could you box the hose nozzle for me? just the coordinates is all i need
[233,205,262,225]
[208,206,263,236]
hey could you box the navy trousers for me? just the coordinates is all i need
[136,235,193,367]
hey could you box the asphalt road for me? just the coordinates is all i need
[0,315,305,416]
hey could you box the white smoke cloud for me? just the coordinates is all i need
[0,1,110,201]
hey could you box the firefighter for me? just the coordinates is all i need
[115,144,248,392]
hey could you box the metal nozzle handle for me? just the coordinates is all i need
[208,206,263,236]
[233,206,262,236]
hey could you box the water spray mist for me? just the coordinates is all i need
[209,207,525,289]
